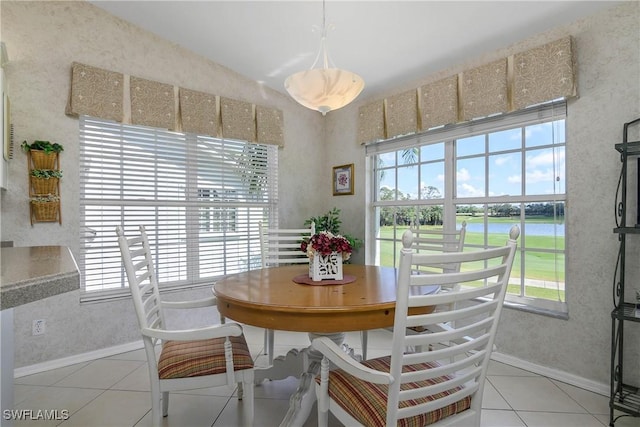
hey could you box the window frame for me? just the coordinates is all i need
[366,102,568,316]
[78,116,278,302]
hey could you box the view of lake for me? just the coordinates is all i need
[460,222,565,236]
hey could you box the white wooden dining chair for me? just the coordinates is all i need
[312,225,518,427]
[258,221,315,365]
[116,225,254,426]
[361,222,467,360]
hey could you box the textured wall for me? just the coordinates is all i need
[1,0,638,389]
[326,1,640,387]
[483,1,639,387]
[0,1,325,367]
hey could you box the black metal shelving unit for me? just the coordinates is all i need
[611,117,640,426]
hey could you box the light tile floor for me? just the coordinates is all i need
[11,325,637,427]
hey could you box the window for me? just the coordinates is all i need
[367,102,567,315]
[79,116,278,299]
[198,189,237,233]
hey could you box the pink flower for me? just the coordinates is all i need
[301,231,352,259]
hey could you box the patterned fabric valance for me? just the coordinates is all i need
[65,62,124,122]
[221,97,255,142]
[357,101,385,145]
[179,87,218,137]
[460,58,508,122]
[385,90,418,139]
[511,37,576,110]
[66,62,284,146]
[256,106,284,147]
[130,77,176,130]
[419,75,458,132]
[359,36,577,144]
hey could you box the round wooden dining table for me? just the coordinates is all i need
[213,263,403,333]
[213,263,435,427]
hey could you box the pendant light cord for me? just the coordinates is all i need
[310,0,333,70]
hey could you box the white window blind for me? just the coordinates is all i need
[79,116,278,299]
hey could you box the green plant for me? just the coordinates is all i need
[304,207,363,252]
[305,207,342,234]
[30,194,60,203]
[30,169,63,179]
[21,140,64,154]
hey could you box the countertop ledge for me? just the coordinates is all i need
[1,246,80,310]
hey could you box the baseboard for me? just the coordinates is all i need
[491,351,609,397]
[14,341,609,398]
[14,340,144,378]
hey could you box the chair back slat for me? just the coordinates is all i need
[116,226,166,342]
[259,221,315,267]
[405,333,491,365]
[403,347,486,383]
[410,221,467,278]
[116,225,255,426]
[147,315,162,330]
[266,255,309,264]
[411,222,466,253]
[385,225,518,426]
[398,383,477,420]
[406,315,496,351]
[401,364,481,399]
[406,298,499,329]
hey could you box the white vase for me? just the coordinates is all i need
[309,251,343,281]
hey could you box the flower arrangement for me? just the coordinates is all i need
[304,207,363,256]
[301,231,353,261]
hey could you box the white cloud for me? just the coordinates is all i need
[457,183,484,197]
[495,156,511,166]
[526,168,555,183]
[527,150,565,167]
[457,168,471,182]
[524,124,544,139]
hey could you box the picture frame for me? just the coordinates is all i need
[3,93,10,161]
[333,163,354,196]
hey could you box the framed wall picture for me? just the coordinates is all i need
[333,163,354,196]
[3,93,10,161]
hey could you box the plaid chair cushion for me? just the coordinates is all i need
[317,355,471,427]
[158,335,253,379]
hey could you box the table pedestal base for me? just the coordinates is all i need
[255,332,355,427]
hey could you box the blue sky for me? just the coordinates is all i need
[378,120,566,201]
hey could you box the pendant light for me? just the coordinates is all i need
[284,0,365,116]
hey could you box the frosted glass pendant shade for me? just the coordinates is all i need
[284,68,365,116]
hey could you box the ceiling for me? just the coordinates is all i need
[89,1,620,100]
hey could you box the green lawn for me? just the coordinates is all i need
[377,222,565,300]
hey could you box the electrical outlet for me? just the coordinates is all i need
[32,319,46,336]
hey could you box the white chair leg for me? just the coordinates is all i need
[360,330,368,360]
[263,329,268,354]
[241,372,254,427]
[318,404,328,427]
[161,391,169,417]
[150,385,162,426]
[265,329,275,365]
[317,357,330,427]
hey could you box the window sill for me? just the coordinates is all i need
[80,281,215,304]
[503,297,569,320]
